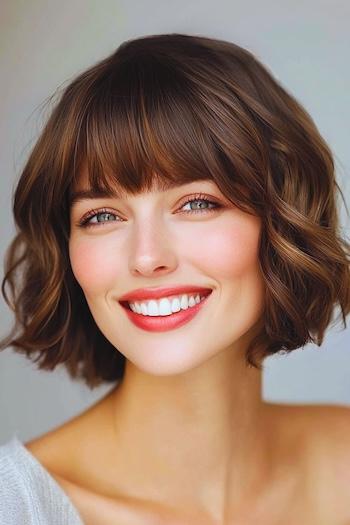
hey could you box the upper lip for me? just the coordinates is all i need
[118,285,213,303]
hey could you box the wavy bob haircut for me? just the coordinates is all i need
[1,33,350,388]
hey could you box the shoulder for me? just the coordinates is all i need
[302,404,350,479]
[266,401,350,441]
[0,437,53,523]
[23,391,115,481]
[268,402,350,521]
[269,402,350,469]
[0,437,28,487]
[305,405,350,520]
[290,403,350,459]
[24,426,79,482]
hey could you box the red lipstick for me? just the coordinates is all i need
[118,285,212,302]
[119,292,212,332]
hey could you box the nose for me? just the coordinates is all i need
[128,219,178,278]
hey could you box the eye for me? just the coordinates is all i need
[178,194,221,215]
[76,194,222,229]
[77,208,119,228]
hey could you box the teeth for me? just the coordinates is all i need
[128,293,205,317]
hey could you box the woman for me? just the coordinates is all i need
[1,32,350,524]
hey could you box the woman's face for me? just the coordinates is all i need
[69,169,265,376]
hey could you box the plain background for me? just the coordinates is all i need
[0,0,349,444]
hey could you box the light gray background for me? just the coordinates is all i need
[1,0,349,444]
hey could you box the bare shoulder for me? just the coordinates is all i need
[302,404,350,471]
[24,389,114,477]
[23,425,173,525]
[24,425,79,482]
[304,404,350,520]
[266,400,350,434]
[288,403,350,450]
[268,402,350,463]
[267,402,350,521]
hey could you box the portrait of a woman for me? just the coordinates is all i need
[1,31,350,524]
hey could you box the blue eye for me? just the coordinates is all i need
[77,209,118,228]
[77,194,221,229]
[180,196,220,214]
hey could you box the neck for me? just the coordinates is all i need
[102,344,272,520]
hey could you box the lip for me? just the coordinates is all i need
[120,292,212,332]
[118,285,213,303]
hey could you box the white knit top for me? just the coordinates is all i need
[0,434,84,524]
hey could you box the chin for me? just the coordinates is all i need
[125,346,214,377]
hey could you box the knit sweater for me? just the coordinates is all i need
[0,434,84,524]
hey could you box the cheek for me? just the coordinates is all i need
[69,237,120,293]
[192,216,261,279]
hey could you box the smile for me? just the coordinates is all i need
[120,291,212,332]
[125,292,209,317]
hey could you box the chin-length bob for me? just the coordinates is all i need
[1,33,349,388]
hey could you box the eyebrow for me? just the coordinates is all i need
[69,178,213,207]
[69,188,118,207]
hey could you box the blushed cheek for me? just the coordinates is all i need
[194,219,261,279]
[69,238,120,295]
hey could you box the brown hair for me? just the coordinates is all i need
[1,33,349,389]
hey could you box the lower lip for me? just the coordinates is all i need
[120,293,212,332]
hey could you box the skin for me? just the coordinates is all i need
[25,169,350,525]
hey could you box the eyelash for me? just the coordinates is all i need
[77,194,221,229]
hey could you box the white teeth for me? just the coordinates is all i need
[170,296,181,313]
[128,293,206,317]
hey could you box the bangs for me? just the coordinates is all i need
[68,52,248,206]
